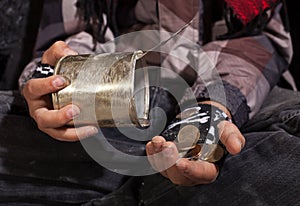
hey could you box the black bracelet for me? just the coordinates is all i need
[32,61,54,78]
[161,104,231,165]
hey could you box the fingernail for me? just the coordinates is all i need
[231,134,244,150]
[240,140,245,149]
[86,127,98,137]
[66,106,80,119]
[152,139,163,145]
[64,48,78,56]
[52,76,66,88]
[152,140,163,152]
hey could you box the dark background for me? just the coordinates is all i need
[0,0,298,90]
[286,0,299,89]
[0,0,43,90]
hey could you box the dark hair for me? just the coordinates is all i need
[76,0,119,48]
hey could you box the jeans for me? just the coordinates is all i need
[87,86,300,206]
[0,86,299,205]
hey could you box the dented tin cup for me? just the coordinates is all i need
[52,50,150,128]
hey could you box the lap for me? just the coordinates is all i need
[1,86,299,205]
[89,86,300,206]
[0,91,129,204]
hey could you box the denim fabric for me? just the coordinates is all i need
[0,91,131,205]
[0,87,299,205]
[86,86,300,206]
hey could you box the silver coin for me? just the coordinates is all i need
[176,125,200,151]
[197,144,225,163]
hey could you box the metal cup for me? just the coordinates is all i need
[52,50,150,128]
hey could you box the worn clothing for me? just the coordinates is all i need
[0,86,299,205]
[100,87,300,206]
[9,0,298,205]
[19,0,293,128]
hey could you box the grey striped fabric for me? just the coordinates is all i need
[19,0,293,128]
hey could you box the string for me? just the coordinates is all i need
[137,16,197,59]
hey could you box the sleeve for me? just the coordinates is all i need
[17,0,116,92]
[34,0,86,57]
[18,0,84,91]
[182,2,293,128]
[18,57,42,92]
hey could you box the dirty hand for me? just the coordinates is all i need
[23,41,98,141]
[146,102,245,186]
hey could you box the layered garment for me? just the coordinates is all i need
[19,0,293,128]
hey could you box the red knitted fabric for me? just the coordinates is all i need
[224,0,279,25]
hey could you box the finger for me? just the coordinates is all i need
[175,158,219,185]
[146,137,168,173]
[159,145,195,186]
[146,141,158,170]
[151,136,166,153]
[160,142,184,183]
[24,75,68,99]
[146,136,166,158]
[44,125,99,142]
[218,121,246,155]
[33,104,80,129]
[146,139,176,176]
[162,142,179,170]
[25,93,53,116]
[41,41,78,65]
